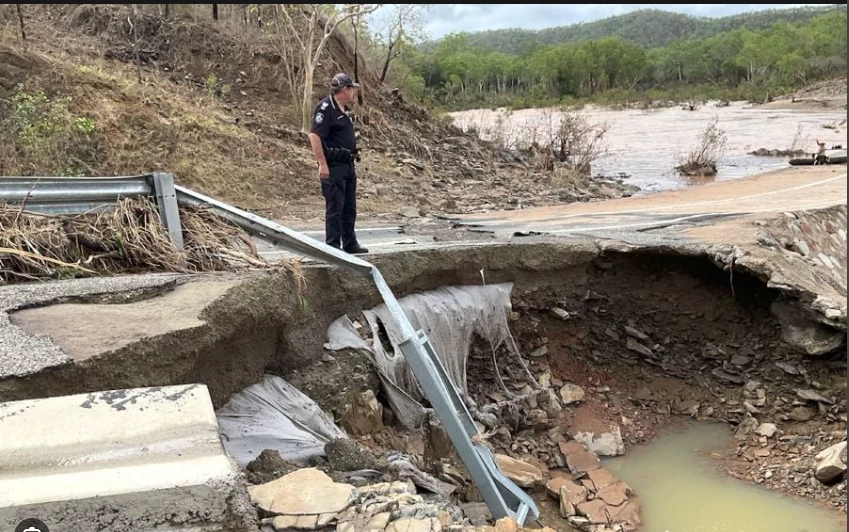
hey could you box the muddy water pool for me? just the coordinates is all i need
[450,103,847,194]
[603,422,845,532]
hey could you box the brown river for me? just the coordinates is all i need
[450,102,847,195]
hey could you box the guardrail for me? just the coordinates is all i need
[0,171,539,524]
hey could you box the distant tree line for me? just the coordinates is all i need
[398,10,847,109]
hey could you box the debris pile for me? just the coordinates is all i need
[0,197,286,283]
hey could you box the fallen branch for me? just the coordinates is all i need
[0,247,95,274]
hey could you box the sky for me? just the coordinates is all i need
[405,4,825,40]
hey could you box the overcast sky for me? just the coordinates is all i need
[408,4,823,40]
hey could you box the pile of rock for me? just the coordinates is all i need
[250,469,462,532]
[546,441,641,532]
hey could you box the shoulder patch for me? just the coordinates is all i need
[320,101,329,110]
[315,112,324,124]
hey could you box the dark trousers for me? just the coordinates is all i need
[321,162,359,250]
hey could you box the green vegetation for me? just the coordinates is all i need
[397,8,847,110]
[419,6,846,53]
[0,88,99,176]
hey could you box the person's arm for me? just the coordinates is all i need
[308,103,331,180]
[308,133,329,179]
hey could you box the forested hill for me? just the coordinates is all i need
[423,5,848,54]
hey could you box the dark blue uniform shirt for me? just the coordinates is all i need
[310,94,357,153]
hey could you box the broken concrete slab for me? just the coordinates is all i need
[0,384,255,532]
[10,280,238,362]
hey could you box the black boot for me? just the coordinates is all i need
[344,244,369,255]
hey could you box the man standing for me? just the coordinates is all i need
[307,72,368,255]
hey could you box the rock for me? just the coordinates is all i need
[494,454,543,488]
[560,440,601,475]
[539,389,563,417]
[524,409,549,428]
[734,416,759,440]
[366,512,392,530]
[425,413,456,463]
[460,503,491,526]
[545,476,570,499]
[623,326,650,342]
[625,337,653,357]
[771,300,846,356]
[573,426,625,457]
[756,423,778,438]
[560,383,585,405]
[576,499,609,525]
[386,517,438,532]
[596,481,630,506]
[559,479,589,508]
[815,441,847,485]
[249,468,357,516]
[795,389,834,404]
[586,468,617,490]
[494,517,518,532]
[608,501,641,530]
[399,206,421,218]
[530,346,548,357]
[341,390,384,436]
[325,438,378,472]
[552,307,571,320]
[789,406,815,422]
[559,495,576,518]
[246,449,299,485]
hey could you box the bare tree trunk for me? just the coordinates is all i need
[302,59,315,132]
[243,4,248,24]
[165,4,170,17]
[380,42,396,84]
[15,4,26,46]
[352,14,363,106]
[129,4,142,83]
[212,4,219,20]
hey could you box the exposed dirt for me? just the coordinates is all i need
[1,241,845,524]
[767,78,848,111]
[0,5,633,227]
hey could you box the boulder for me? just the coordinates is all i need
[560,383,585,405]
[573,426,625,457]
[815,441,847,485]
[494,454,543,488]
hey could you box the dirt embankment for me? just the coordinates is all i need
[0,5,633,226]
[766,77,848,111]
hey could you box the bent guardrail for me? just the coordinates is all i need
[0,172,540,524]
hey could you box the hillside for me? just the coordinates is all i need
[425,5,848,54]
[0,5,632,226]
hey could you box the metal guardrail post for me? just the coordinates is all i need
[175,184,539,525]
[152,172,184,250]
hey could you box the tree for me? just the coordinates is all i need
[212,4,219,20]
[14,4,25,46]
[370,4,433,83]
[278,4,381,133]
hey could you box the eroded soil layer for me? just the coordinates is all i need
[1,241,846,514]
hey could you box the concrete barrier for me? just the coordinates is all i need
[0,384,256,532]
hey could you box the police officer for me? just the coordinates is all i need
[307,72,368,255]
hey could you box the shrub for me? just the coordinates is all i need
[0,88,99,176]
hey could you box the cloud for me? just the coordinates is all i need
[414,4,819,40]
